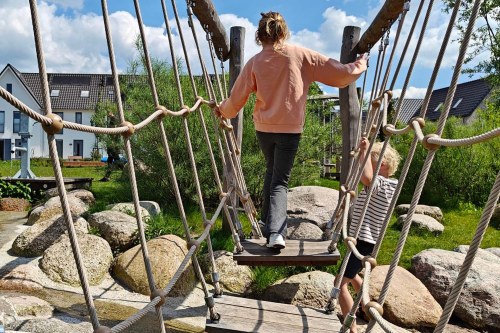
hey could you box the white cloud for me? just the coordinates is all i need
[391,87,428,99]
[46,0,84,10]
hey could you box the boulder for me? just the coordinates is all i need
[286,218,323,240]
[0,264,45,292]
[454,245,500,265]
[9,316,93,333]
[88,210,138,251]
[396,213,444,234]
[411,249,500,332]
[199,250,252,294]
[11,215,88,257]
[0,293,53,320]
[40,234,113,286]
[287,186,339,230]
[138,201,161,216]
[113,235,197,296]
[0,198,30,212]
[261,271,335,308]
[369,265,442,329]
[106,202,151,221]
[395,204,443,222]
[27,196,89,226]
[486,247,500,258]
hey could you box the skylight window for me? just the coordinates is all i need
[50,89,60,97]
[452,98,463,108]
[80,90,90,98]
[433,102,443,112]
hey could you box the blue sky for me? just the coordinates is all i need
[0,0,489,99]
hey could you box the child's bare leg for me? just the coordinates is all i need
[338,276,357,333]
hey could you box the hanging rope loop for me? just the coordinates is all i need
[382,124,395,136]
[42,113,64,135]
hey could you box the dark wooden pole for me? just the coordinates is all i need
[190,0,230,60]
[223,26,245,233]
[229,26,245,149]
[339,26,361,186]
[354,0,404,54]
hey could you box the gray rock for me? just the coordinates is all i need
[199,250,252,294]
[0,293,53,321]
[9,316,93,333]
[113,235,197,296]
[396,213,444,234]
[369,265,442,329]
[40,234,113,286]
[286,218,323,240]
[287,186,339,230]
[88,210,138,251]
[106,202,151,221]
[411,249,500,332]
[395,204,443,222]
[27,196,89,226]
[261,271,335,308]
[454,245,500,264]
[138,201,161,216]
[12,215,88,257]
[486,247,500,258]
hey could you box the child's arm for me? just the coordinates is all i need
[359,137,374,187]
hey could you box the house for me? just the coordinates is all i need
[0,64,117,160]
[394,78,492,125]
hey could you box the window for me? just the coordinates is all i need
[433,102,443,112]
[55,139,63,158]
[13,111,20,133]
[6,84,12,94]
[55,112,64,134]
[75,112,82,124]
[50,89,60,97]
[452,98,463,108]
[14,139,22,158]
[0,111,4,133]
[80,90,90,98]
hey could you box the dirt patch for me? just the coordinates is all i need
[0,198,30,212]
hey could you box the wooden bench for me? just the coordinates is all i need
[68,155,83,161]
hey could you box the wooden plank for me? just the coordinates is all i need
[233,239,340,266]
[206,295,341,333]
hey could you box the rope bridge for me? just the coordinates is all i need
[0,1,498,333]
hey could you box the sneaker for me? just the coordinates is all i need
[267,233,285,249]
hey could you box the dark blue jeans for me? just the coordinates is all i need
[256,131,301,240]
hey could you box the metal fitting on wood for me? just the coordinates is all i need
[422,133,440,150]
[150,288,166,307]
[42,113,63,135]
[121,121,135,138]
[363,301,384,321]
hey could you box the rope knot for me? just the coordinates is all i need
[422,133,440,150]
[382,124,395,136]
[120,121,135,138]
[363,301,384,321]
[150,288,166,308]
[410,117,426,129]
[42,113,64,135]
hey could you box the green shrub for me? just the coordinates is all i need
[392,107,499,208]
[0,180,32,201]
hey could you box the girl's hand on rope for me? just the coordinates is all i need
[359,136,369,152]
[357,53,369,67]
[214,105,223,118]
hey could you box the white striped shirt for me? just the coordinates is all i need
[348,175,398,244]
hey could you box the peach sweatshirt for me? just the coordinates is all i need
[219,44,366,133]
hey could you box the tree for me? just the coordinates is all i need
[443,0,499,85]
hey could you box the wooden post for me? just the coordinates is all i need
[222,26,245,233]
[229,26,245,148]
[339,26,361,186]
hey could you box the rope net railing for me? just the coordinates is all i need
[321,0,499,333]
[0,0,498,333]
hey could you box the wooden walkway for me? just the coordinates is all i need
[233,239,340,266]
[205,295,342,333]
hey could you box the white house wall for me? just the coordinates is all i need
[0,67,97,159]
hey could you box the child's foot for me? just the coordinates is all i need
[267,233,285,249]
